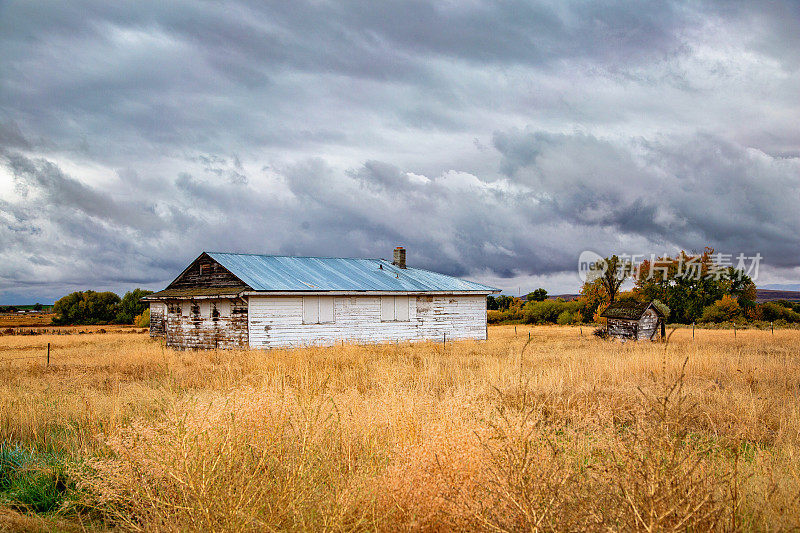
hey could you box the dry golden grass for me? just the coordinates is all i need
[1,326,799,531]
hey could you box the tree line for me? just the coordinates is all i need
[51,289,153,326]
[488,248,800,326]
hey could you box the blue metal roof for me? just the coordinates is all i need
[206,252,499,293]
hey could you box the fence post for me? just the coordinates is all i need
[46,342,50,366]
[580,327,582,336]
[443,332,446,348]
[734,323,736,338]
[771,322,774,336]
[692,322,695,339]
[514,326,517,335]
[528,331,531,341]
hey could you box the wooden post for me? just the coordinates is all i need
[514,326,517,335]
[580,327,582,336]
[692,322,695,339]
[528,331,531,341]
[734,323,736,338]
[443,332,446,348]
[771,322,774,335]
[46,342,50,366]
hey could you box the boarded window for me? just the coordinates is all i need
[199,301,211,318]
[380,296,395,321]
[381,296,410,322]
[216,300,230,317]
[303,297,319,324]
[303,296,334,324]
[395,296,409,321]
[319,297,334,323]
[182,302,191,316]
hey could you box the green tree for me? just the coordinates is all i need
[635,249,756,323]
[486,296,499,310]
[599,255,630,303]
[496,295,515,311]
[116,288,154,324]
[52,291,121,325]
[526,288,548,302]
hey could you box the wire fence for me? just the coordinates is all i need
[0,342,50,365]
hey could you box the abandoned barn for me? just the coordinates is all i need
[600,300,665,341]
[143,248,499,349]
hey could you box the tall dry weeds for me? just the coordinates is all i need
[1,326,800,530]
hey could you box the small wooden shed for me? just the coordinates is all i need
[600,301,665,341]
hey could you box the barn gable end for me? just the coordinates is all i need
[145,253,253,349]
[167,252,250,290]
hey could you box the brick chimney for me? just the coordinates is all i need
[393,247,406,269]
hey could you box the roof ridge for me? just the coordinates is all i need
[207,251,389,261]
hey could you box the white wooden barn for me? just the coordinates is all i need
[143,248,499,349]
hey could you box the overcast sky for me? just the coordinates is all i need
[1,1,799,303]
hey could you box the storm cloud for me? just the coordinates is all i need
[1,1,798,302]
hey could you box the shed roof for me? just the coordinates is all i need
[599,300,664,320]
[187,252,499,293]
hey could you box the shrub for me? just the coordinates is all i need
[135,308,150,328]
[556,311,572,325]
[524,300,584,325]
[0,444,72,513]
[700,295,742,323]
[761,302,800,323]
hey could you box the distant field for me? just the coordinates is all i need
[0,312,55,328]
[1,326,799,530]
[755,288,800,302]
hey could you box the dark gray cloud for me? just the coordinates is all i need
[0,0,798,302]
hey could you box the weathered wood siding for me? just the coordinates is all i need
[168,254,247,290]
[607,318,637,339]
[637,309,660,340]
[163,298,248,349]
[607,310,661,340]
[149,302,166,338]
[248,294,486,348]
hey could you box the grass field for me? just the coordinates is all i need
[1,325,799,531]
[0,313,56,329]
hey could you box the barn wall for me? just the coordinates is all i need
[163,298,248,349]
[248,294,486,348]
[149,302,166,338]
[637,309,660,340]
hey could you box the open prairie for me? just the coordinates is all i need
[1,326,799,531]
